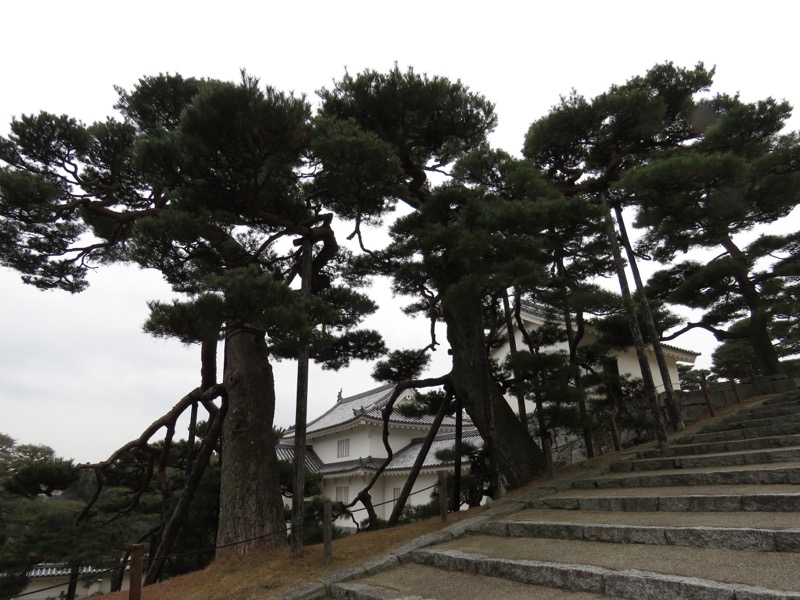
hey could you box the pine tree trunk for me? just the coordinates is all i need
[601,195,668,447]
[613,205,684,431]
[146,398,226,584]
[502,291,528,425]
[217,326,286,557]
[720,236,783,376]
[65,565,79,600]
[442,289,546,490]
[561,306,594,458]
[290,237,313,557]
[387,395,449,526]
[452,400,462,512]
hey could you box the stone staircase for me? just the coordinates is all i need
[288,392,800,600]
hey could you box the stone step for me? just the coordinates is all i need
[637,433,800,459]
[680,422,800,446]
[335,564,615,600]
[574,462,800,489]
[502,507,800,531]
[701,412,800,434]
[409,542,800,599]
[312,391,800,600]
[710,403,800,427]
[611,447,800,473]
[479,518,800,552]
[527,484,800,512]
[763,393,800,406]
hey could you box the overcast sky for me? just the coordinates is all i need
[2,1,798,463]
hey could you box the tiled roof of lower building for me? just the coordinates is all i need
[385,430,484,471]
[311,429,485,477]
[275,443,324,473]
[26,563,114,578]
[317,456,386,475]
[296,384,469,436]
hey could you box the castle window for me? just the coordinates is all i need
[337,438,350,458]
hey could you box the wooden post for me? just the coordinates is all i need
[323,501,332,564]
[543,438,554,479]
[437,471,448,523]
[701,375,716,417]
[608,413,622,451]
[129,544,143,600]
[729,378,742,404]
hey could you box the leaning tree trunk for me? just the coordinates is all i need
[217,325,286,557]
[601,196,667,447]
[146,396,226,583]
[720,236,783,377]
[387,393,450,526]
[501,291,528,425]
[614,204,684,432]
[442,289,546,490]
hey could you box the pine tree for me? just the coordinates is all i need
[523,63,719,441]
[622,94,800,377]
[317,71,574,489]
[0,73,384,561]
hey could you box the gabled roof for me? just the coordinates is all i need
[298,384,465,437]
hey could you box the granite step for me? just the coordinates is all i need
[701,412,800,434]
[479,517,800,552]
[637,433,800,459]
[610,447,800,473]
[763,394,800,405]
[332,564,616,600]
[679,422,800,445]
[408,541,800,599]
[499,507,800,532]
[709,403,800,427]
[306,391,800,600]
[573,462,800,489]
[526,484,800,512]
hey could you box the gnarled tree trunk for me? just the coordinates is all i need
[442,289,546,490]
[217,326,286,556]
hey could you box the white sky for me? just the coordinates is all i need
[1,0,798,462]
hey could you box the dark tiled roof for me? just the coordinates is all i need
[385,430,484,471]
[299,384,466,435]
[518,301,700,359]
[26,563,111,578]
[661,342,701,358]
[317,456,386,475]
[275,444,324,473]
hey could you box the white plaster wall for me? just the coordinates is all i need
[321,473,381,529]
[368,426,422,458]
[379,472,439,520]
[312,426,371,463]
[613,347,683,392]
[493,315,691,417]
